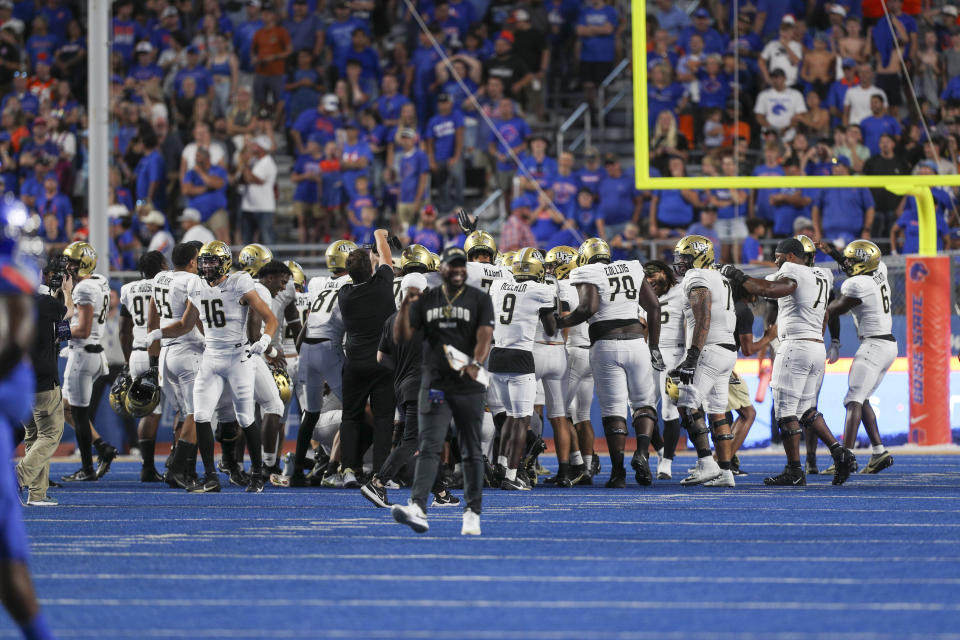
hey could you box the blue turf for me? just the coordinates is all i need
[10,455,960,639]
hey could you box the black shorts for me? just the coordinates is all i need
[875,72,902,107]
[580,60,614,84]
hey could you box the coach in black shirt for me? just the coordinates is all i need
[17,261,73,505]
[337,229,396,485]
[392,246,494,535]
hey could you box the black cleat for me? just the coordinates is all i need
[575,464,593,485]
[96,445,118,479]
[591,455,601,478]
[61,468,97,482]
[764,466,806,486]
[805,456,819,475]
[500,476,531,491]
[222,463,249,487]
[245,473,265,493]
[431,490,461,507]
[140,466,164,482]
[360,481,391,508]
[604,468,626,488]
[517,467,534,488]
[832,448,857,486]
[165,472,193,490]
[631,451,653,486]
[187,473,222,493]
[261,463,283,480]
[731,455,748,476]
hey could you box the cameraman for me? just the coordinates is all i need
[16,258,74,506]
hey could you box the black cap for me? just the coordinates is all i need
[770,68,786,77]
[437,92,452,102]
[441,246,467,265]
[775,238,805,258]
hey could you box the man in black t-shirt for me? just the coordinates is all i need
[482,31,532,101]
[17,260,73,505]
[336,229,396,487]
[391,247,494,536]
[360,273,459,509]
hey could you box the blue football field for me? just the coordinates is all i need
[8,453,960,639]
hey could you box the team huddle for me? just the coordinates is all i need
[53,213,897,531]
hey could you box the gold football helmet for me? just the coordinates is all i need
[577,237,610,265]
[400,244,432,273]
[512,247,546,282]
[238,244,273,276]
[545,245,578,280]
[673,235,715,276]
[664,373,680,402]
[62,241,97,278]
[464,230,497,262]
[428,252,441,271]
[124,370,161,418]
[271,366,293,404]
[325,240,358,273]
[841,239,882,276]
[286,260,305,290]
[109,370,133,417]
[497,250,517,269]
[795,234,816,266]
[198,241,232,283]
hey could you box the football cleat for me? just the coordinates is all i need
[272,471,307,487]
[392,501,429,533]
[432,491,461,507]
[140,466,164,482]
[805,456,819,475]
[860,451,894,474]
[360,481,391,508]
[341,468,360,489]
[96,444,118,479]
[631,451,653,486]
[831,449,858,486]
[590,455,601,478]
[500,476,531,491]
[680,457,722,486]
[703,469,736,487]
[657,457,673,480]
[764,466,806,486]
[320,470,343,488]
[245,473,265,493]
[61,468,97,482]
[187,473,222,493]
[604,468,626,489]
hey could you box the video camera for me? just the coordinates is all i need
[42,254,69,291]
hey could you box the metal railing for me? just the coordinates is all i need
[597,58,631,154]
[557,102,591,158]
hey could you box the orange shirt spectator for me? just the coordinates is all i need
[252,24,291,77]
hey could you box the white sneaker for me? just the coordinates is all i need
[391,500,429,533]
[703,469,735,487]
[384,480,401,489]
[680,457,722,486]
[461,509,481,536]
[27,496,58,506]
[657,457,673,480]
[341,468,360,489]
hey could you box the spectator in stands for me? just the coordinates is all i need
[238,134,278,244]
[570,186,599,240]
[741,219,775,266]
[251,5,292,117]
[181,146,229,242]
[813,156,875,243]
[292,93,342,156]
[180,207,215,245]
[319,140,345,234]
[843,63,886,125]
[500,188,537,251]
[411,204,443,253]
[482,30,531,104]
[651,0,690,44]
[576,0,619,107]
[750,142,784,222]
[609,222,645,262]
[512,9,548,121]
[647,62,688,130]
[709,152,748,262]
[576,146,605,193]
[234,0,263,75]
[649,155,699,243]
[343,28,380,99]
[285,0,323,60]
[549,152,579,218]
[860,95,902,155]
[871,0,915,109]
[322,1,367,81]
[890,161,953,254]
[754,68,806,136]
[596,153,638,240]
[143,210,174,264]
[488,98,528,204]
[795,90,830,138]
[519,133,557,191]
[38,208,69,255]
[827,58,859,123]
[409,25,444,128]
[527,188,566,248]
[396,127,429,230]
[375,72,409,128]
[769,158,815,238]
[680,7,725,55]
[207,34,238,119]
[425,93,464,215]
[180,122,227,180]
[386,102,420,167]
[760,15,803,88]
[341,121,372,200]
[286,49,321,124]
[348,175,375,233]
[135,126,167,213]
[349,205,376,245]
[687,204,720,251]
[800,33,834,99]
[864,134,910,236]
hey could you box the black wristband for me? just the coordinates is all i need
[149,356,159,368]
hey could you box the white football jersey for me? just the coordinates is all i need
[305,274,350,341]
[119,278,154,343]
[152,270,204,348]
[70,274,110,348]
[490,279,555,350]
[187,271,256,351]
[568,260,645,324]
[659,282,687,348]
[558,280,589,348]
[467,261,513,294]
[841,261,892,339]
[770,261,829,341]
[680,268,736,346]
[533,277,561,342]
[281,288,312,353]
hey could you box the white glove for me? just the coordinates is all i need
[826,339,841,364]
[248,334,272,356]
[135,329,163,349]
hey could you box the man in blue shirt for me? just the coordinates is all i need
[36,173,73,238]
[518,134,558,191]
[340,121,373,199]
[135,127,167,212]
[322,1,368,77]
[575,147,605,193]
[234,0,264,73]
[409,26,445,128]
[130,42,163,83]
[576,0,618,105]
[651,0,690,43]
[174,46,213,98]
[285,0,322,56]
[679,8,727,55]
[181,147,228,225]
[291,93,343,155]
[826,59,859,125]
[1,73,39,121]
[425,94,464,215]
[375,73,409,128]
[342,28,380,96]
[549,151,579,218]
[488,99,529,207]
[396,128,430,229]
[813,157,875,244]
[596,154,639,239]
[768,159,815,237]
[859,94,902,155]
[111,0,139,66]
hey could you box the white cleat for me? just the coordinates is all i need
[391,500,429,533]
[680,457,722,486]
[703,469,735,487]
[657,457,673,480]
[461,509,481,536]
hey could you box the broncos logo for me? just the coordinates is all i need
[909,262,929,283]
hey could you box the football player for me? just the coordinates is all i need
[60,242,119,482]
[395,244,432,307]
[670,236,739,488]
[143,241,279,493]
[280,261,309,413]
[119,250,168,481]
[558,238,663,488]
[722,238,857,486]
[643,260,686,480]
[823,240,896,474]
[283,241,355,486]
[488,248,557,490]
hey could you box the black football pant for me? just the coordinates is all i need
[377,400,443,494]
[339,362,395,473]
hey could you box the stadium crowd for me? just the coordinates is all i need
[0,0,957,272]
